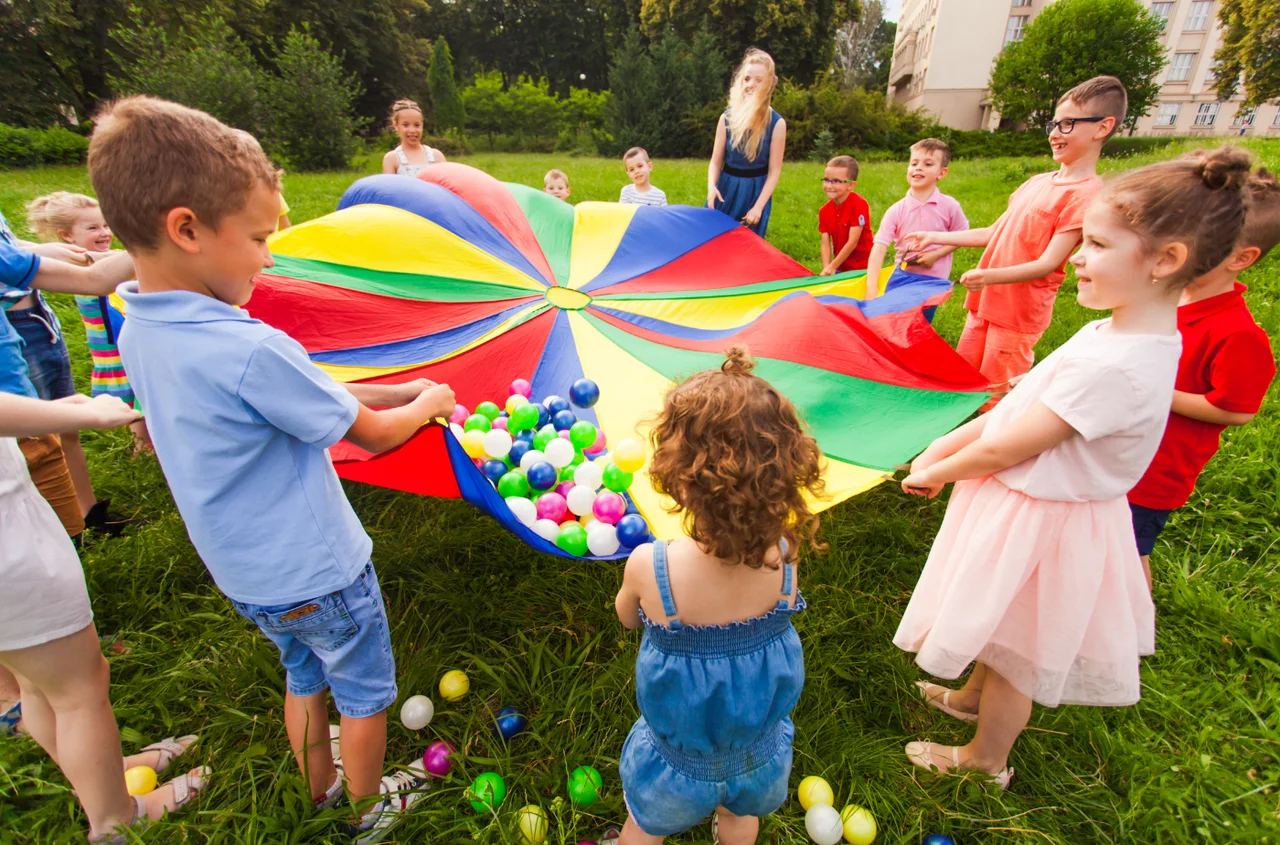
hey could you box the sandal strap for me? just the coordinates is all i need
[139,735,197,771]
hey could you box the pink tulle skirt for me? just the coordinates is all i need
[893,475,1155,707]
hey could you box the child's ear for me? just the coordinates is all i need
[937,166,949,181]
[165,207,202,255]
[1094,117,1116,140]
[1227,245,1263,273]
[56,229,73,243]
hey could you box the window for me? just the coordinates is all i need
[1012,0,1031,6]
[1205,61,1221,82]
[1004,14,1028,45]
[1232,107,1255,127]
[1274,109,1280,127]
[1155,103,1180,126]
[1151,2,1174,29]
[1194,102,1219,126]
[1168,52,1196,82]
[1186,1,1212,30]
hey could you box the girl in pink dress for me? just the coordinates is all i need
[895,146,1256,788]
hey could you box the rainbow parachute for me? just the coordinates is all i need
[244,163,987,558]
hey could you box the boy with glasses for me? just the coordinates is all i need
[902,76,1127,406]
[818,155,874,276]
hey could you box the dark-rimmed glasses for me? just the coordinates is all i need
[821,178,854,185]
[1044,116,1107,135]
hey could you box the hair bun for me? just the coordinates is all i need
[721,345,756,375]
[1194,145,1253,191]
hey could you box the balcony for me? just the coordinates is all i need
[890,30,918,87]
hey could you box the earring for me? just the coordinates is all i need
[1150,274,1161,285]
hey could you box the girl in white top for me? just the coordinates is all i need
[0,393,207,841]
[381,98,446,177]
[895,147,1255,788]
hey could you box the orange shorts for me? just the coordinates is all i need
[957,313,1041,410]
[18,434,84,538]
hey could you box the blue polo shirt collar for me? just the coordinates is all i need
[117,282,253,324]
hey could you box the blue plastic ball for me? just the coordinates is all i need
[481,459,508,482]
[544,395,571,415]
[615,513,650,548]
[569,378,600,408]
[526,461,558,491]
[552,410,578,431]
[492,705,527,740]
[532,403,551,428]
[922,836,956,845]
[509,440,533,467]
[514,429,536,446]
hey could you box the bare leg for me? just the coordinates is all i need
[339,709,388,803]
[714,806,759,845]
[1141,555,1152,595]
[284,690,336,801]
[129,419,153,455]
[59,430,97,517]
[963,665,1032,773]
[619,816,664,845]
[945,661,988,712]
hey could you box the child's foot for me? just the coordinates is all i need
[905,741,1013,790]
[315,773,344,811]
[140,766,210,820]
[350,764,431,844]
[915,681,979,723]
[83,499,147,537]
[124,735,198,775]
[329,724,345,779]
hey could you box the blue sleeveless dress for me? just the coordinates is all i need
[715,109,783,237]
[620,539,805,835]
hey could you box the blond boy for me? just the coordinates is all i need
[620,148,668,206]
[544,169,571,200]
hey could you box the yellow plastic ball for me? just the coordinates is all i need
[579,513,597,528]
[461,429,487,458]
[124,765,157,796]
[516,804,547,845]
[505,394,529,415]
[613,438,645,473]
[798,775,834,810]
[439,669,470,702]
[841,805,877,845]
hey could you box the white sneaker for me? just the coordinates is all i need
[351,764,430,844]
[329,724,344,779]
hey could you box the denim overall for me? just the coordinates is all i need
[620,539,805,835]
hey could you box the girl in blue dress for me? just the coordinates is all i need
[707,49,788,237]
[614,346,825,844]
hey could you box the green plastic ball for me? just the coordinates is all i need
[533,429,557,451]
[568,420,598,451]
[558,464,576,482]
[464,413,492,433]
[556,522,589,556]
[602,461,634,492]
[497,470,531,498]
[475,401,501,421]
[509,403,540,432]
[566,765,602,807]
[468,771,507,814]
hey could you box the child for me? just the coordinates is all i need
[902,76,1127,402]
[614,346,823,845]
[619,148,668,207]
[26,192,152,455]
[863,138,968,297]
[380,99,446,177]
[707,48,786,236]
[895,147,1254,786]
[1128,169,1280,586]
[94,97,457,841]
[544,169,571,200]
[817,155,874,277]
[0,391,206,842]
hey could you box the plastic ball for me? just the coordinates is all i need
[566,765,602,807]
[921,836,955,845]
[536,492,569,523]
[439,670,470,702]
[569,378,600,408]
[566,485,597,517]
[613,438,646,473]
[585,430,607,456]
[805,804,844,845]
[590,491,626,525]
[615,514,650,548]
[558,464,577,482]
[841,806,877,845]
[516,805,548,845]
[544,437,576,469]
[509,440,533,467]
[555,481,576,499]
[422,739,455,778]
[493,705,527,740]
[505,393,529,415]
[574,460,604,491]
[798,776,835,810]
[399,695,435,730]
[464,413,492,433]
[526,462,559,491]
[568,420,597,451]
[532,519,561,542]
[480,459,508,483]
[519,449,547,471]
[468,771,508,813]
[601,461,634,492]
[475,401,501,421]
[497,471,531,499]
[532,403,551,428]
[449,404,470,425]
[544,395,571,415]
[586,523,621,556]
[552,409,577,431]
[507,496,538,527]
[124,765,157,796]
[556,522,589,556]
[580,513,598,528]
[492,416,509,431]
[510,378,533,398]
[559,429,572,440]
[482,429,513,459]
[461,429,487,459]
[533,429,557,451]
[509,402,540,432]
[449,422,466,440]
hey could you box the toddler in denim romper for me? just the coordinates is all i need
[614,345,823,843]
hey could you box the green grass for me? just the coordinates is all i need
[3,141,1280,844]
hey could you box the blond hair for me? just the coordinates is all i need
[1059,76,1128,139]
[389,98,423,127]
[88,96,280,252]
[726,48,777,163]
[25,192,99,243]
[545,168,568,185]
[623,147,650,163]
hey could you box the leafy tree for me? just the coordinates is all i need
[428,36,466,133]
[505,77,563,141]
[262,27,365,170]
[688,24,731,105]
[605,28,662,153]
[988,0,1165,131]
[462,72,511,149]
[833,0,896,90]
[1212,0,1280,107]
[650,32,694,157]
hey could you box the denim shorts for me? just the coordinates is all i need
[620,718,793,836]
[9,304,75,401]
[231,562,397,718]
[1130,503,1173,557]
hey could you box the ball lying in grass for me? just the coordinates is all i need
[124,765,157,796]
[516,805,548,845]
[399,694,434,730]
[567,765,603,807]
[468,771,507,813]
[805,804,844,845]
[439,669,469,701]
[841,805,877,844]
[798,775,834,809]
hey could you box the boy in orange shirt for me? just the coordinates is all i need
[903,76,1126,404]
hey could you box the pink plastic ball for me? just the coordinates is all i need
[510,378,533,398]
[585,430,607,455]
[422,740,455,778]
[536,492,569,523]
[559,429,572,440]
[555,481,576,499]
[449,404,470,426]
[492,416,509,431]
[592,491,627,525]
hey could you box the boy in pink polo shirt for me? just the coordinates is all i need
[902,76,1126,405]
[863,137,967,297]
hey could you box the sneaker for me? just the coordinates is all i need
[329,724,344,779]
[83,499,147,537]
[350,765,430,844]
[315,773,344,812]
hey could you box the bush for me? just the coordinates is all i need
[262,28,366,171]
[371,132,471,157]
[0,124,89,169]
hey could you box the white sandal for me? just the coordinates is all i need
[132,735,198,774]
[915,681,979,723]
[88,768,209,843]
[905,741,1013,791]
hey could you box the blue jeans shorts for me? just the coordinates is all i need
[1130,503,1173,557]
[620,719,793,836]
[9,303,75,400]
[231,562,397,718]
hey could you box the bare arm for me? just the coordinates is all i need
[382,150,398,175]
[864,242,889,296]
[1172,391,1256,426]
[343,382,455,453]
[614,545,651,629]
[901,219,1000,253]
[911,245,958,268]
[820,233,833,273]
[0,393,140,438]
[823,225,862,275]
[19,241,89,264]
[743,119,787,226]
[433,148,448,163]
[31,251,135,296]
[960,231,1080,291]
[343,378,437,409]
[707,115,727,207]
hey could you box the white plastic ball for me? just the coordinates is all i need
[573,460,604,491]
[805,804,844,845]
[506,496,537,527]
[566,485,598,517]
[399,695,434,730]
[449,422,466,440]
[482,429,513,459]
[544,437,575,468]
[532,519,561,542]
[519,449,547,471]
[586,523,621,556]
[539,424,557,437]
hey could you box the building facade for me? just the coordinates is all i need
[886,0,1279,136]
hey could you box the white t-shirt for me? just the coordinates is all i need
[620,184,668,207]
[988,320,1181,502]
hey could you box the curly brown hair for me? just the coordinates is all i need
[647,346,827,570]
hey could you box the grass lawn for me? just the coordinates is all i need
[2,140,1280,844]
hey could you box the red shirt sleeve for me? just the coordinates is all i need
[851,195,870,231]
[1205,329,1276,413]
[818,202,834,234]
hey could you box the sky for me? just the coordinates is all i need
[883,0,901,22]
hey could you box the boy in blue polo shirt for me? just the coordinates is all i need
[94,97,456,842]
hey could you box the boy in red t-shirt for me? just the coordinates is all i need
[1128,168,1280,589]
[818,155,874,276]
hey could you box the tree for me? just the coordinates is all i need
[462,72,511,149]
[262,27,365,170]
[650,32,694,157]
[1212,0,1280,107]
[605,28,663,153]
[833,1,896,90]
[988,0,1165,131]
[428,36,466,133]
